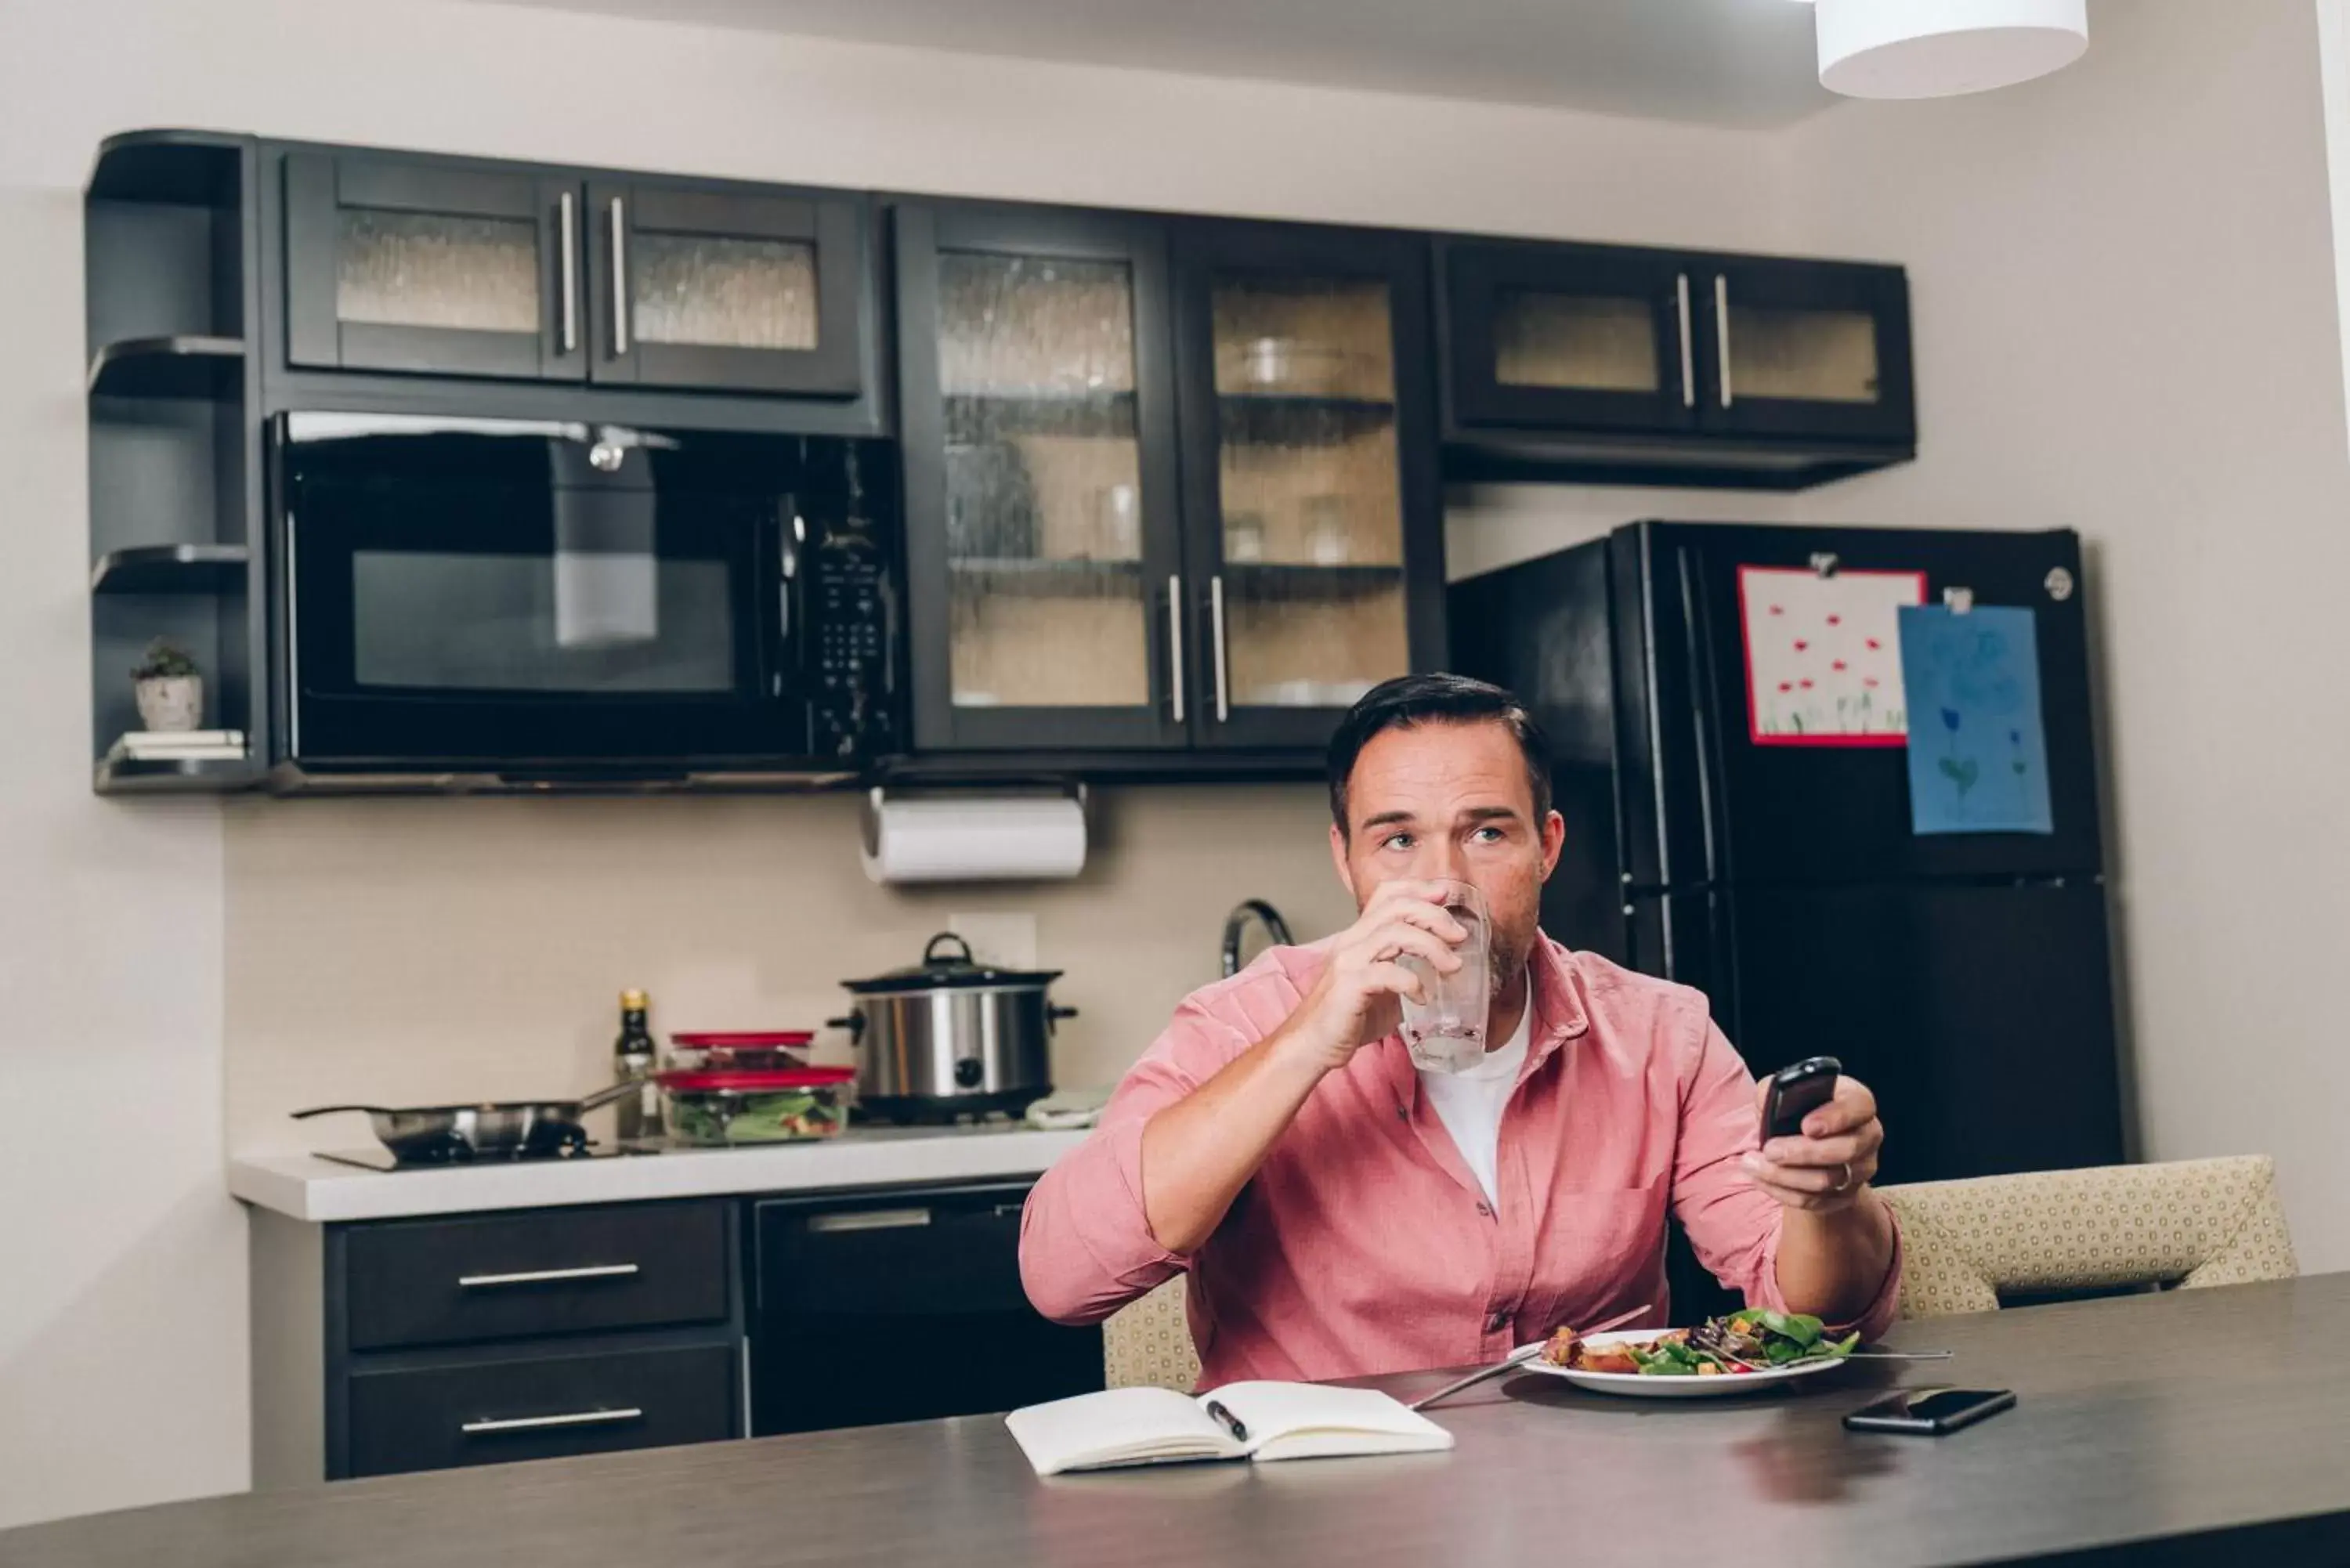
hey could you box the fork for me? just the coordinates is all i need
[1408,1302,1653,1411]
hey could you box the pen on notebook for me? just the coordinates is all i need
[1205,1400,1249,1443]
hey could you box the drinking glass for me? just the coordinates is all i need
[1398,881,1491,1074]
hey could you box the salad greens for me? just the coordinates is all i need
[1625,1311,1861,1377]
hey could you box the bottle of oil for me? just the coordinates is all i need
[613,988,663,1143]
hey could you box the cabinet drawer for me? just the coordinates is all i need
[348,1343,736,1477]
[345,1201,729,1351]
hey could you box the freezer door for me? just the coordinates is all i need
[1618,522,2106,887]
[1720,879,2124,1187]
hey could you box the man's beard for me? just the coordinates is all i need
[1488,929,1529,995]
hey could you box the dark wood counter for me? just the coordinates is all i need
[12,1273,2350,1567]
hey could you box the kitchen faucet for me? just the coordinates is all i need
[1220,899,1295,978]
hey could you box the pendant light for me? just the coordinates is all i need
[1796,0,2089,100]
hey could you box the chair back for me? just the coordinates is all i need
[1878,1155,2298,1318]
[1102,1274,1202,1392]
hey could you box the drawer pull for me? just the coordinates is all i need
[457,1263,641,1288]
[808,1208,931,1234]
[461,1407,644,1436]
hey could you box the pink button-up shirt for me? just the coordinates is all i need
[1020,934,1901,1387]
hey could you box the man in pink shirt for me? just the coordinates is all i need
[1021,675,1901,1386]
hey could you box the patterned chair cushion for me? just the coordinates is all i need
[1879,1155,2298,1320]
[1103,1274,1203,1392]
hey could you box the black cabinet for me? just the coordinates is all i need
[588,179,867,396]
[346,1343,736,1479]
[1444,240,1700,436]
[750,1183,1104,1435]
[343,1201,732,1351]
[895,202,1191,752]
[283,150,873,399]
[1171,220,1446,751]
[1442,239,1914,489]
[284,152,584,381]
[895,203,1447,759]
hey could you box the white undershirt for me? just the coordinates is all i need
[1417,999,1534,1211]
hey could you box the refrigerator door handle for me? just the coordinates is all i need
[1676,546,1723,887]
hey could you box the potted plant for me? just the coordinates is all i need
[132,638,203,732]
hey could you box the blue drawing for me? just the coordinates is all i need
[1896,605,2053,836]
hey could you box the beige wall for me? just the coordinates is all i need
[1775,0,2350,1269]
[0,0,1788,1526]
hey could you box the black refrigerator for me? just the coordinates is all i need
[1452,521,2127,1202]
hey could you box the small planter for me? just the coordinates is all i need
[135,674,204,732]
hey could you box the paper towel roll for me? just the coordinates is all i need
[861,793,1088,884]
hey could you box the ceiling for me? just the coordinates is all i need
[491,0,1837,130]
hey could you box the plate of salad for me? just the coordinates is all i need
[1519,1310,1862,1400]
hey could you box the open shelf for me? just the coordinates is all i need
[92,544,250,595]
[88,335,245,399]
[95,753,260,795]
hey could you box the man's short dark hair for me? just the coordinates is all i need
[1326,674,1553,834]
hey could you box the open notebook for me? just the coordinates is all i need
[1005,1382,1455,1476]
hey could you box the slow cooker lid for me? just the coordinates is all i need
[841,930,1064,994]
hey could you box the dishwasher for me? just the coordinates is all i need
[748,1181,1105,1434]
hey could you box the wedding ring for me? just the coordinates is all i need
[1834,1162,1853,1193]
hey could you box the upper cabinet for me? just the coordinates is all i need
[893,203,1444,758]
[1171,221,1444,752]
[281,150,873,400]
[284,154,583,381]
[895,204,1191,753]
[1441,239,1914,490]
[586,179,865,396]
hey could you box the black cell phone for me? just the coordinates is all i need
[1842,1387,2017,1436]
[1762,1056,1842,1140]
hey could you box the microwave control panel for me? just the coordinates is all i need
[807,513,896,760]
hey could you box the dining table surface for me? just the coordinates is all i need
[12,1270,2350,1568]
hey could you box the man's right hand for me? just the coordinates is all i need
[1276,880,1467,1075]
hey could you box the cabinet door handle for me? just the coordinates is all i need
[558,192,579,355]
[808,1207,932,1234]
[1167,576,1188,725]
[461,1407,643,1436]
[609,196,630,355]
[457,1263,640,1288]
[1674,273,1694,410]
[1714,274,1733,409]
[1209,574,1230,723]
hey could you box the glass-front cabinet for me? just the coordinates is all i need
[895,205,1442,756]
[1173,222,1444,750]
[895,204,1189,751]
[283,151,870,399]
[1443,238,1914,463]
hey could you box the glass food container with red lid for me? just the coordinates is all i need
[667,1030,815,1075]
[658,1065,853,1145]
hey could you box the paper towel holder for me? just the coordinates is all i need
[862,781,1089,861]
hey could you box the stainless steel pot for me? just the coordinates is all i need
[831,932,1071,1122]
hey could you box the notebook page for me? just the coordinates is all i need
[1005,1387,1244,1476]
[1202,1382,1455,1462]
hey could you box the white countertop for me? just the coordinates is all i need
[229,1124,1091,1223]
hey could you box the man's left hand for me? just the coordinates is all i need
[1743,1075,1882,1214]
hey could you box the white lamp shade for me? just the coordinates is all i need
[1816,0,2088,99]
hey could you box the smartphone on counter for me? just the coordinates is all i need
[1762,1056,1842,1141]
[1843,1387,2017,1436]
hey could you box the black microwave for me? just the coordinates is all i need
[271,413,898,787]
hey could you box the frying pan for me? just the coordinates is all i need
[292,1081,641,1162]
